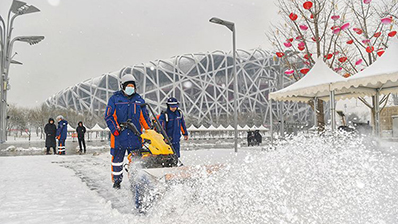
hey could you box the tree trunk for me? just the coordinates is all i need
[316,99,325,132]
[309,99,325,132]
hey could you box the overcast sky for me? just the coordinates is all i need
[1,0,278,108]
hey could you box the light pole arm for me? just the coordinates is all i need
[8,15,18,39]
[0,16,5,53]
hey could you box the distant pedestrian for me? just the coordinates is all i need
[254,130,262,145]
[56,115,68,155]
[44,118,57,155]
[76,121,87,154]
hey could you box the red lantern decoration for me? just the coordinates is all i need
[298,46,305,51]
[276,52,285,57]
[300,25,308,31]
[325,54,333,60]
[289,13,298,21]
[377,49,385,57]
[388,31,397,37]
[332,27,341,34]
[362,39,370,44]
[310,14,314,19]
[304,53,312,60]
[288,38,294,42]
[381,17,393,25]
[303,1,313,10]
[284,42,292,47]
[346,39,354,44]
[341,23,350,31]
[285,69,294,75]
[343,73,351,78]
[338,57,348,63]
[353,28,363,35]
[374,32,381,38]
[366,46,374,53]
[300,68,310,74]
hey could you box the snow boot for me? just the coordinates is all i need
[113,181,121,189]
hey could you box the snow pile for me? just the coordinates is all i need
[2,146,44,152]
[147,134,398,223]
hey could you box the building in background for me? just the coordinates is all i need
[45,49,312,126]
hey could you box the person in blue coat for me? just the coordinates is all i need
[158,97,189,159]
[104,74,150,189]
[56,115,68,155]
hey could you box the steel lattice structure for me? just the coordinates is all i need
[45,49,313,125]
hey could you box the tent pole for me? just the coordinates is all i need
[330,90,336,131]
[269,99,273,147]
[314,97,318,130]
[374,90,380,136]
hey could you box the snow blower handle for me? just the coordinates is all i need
[119,119,141,137]
[141,103,177,156]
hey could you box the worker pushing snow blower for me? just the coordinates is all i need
[123,103,223,213]
[120,103,187,212]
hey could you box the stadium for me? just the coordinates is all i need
[45,49,312,126]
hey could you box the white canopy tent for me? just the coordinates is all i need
[207,124,218,131]
[254,125,268,131]
[269,58,346,102]
[269,58,347,130]
[238,125,252,131]
[217,125,227,131]
[225,125,234,131]
[197,125,208,131]
[187,124,198,132]
[331,38,398,134]
[89,124,105,132]
[332,38,398,97]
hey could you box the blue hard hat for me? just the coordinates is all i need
[166,97,179,108]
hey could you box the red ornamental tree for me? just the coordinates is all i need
[268,0,397,130]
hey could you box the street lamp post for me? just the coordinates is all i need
[0,0,43,143]
[259,72,277,148]
[209,17,238,153]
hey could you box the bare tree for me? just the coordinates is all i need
[268,0,397,130]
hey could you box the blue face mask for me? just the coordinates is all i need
[124,86,135,95]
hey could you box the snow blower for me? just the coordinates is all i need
[120,104,222,213]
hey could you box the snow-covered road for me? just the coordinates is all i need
[0,154,128,224]
[1,134,398,224]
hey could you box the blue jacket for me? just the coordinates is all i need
[158,108,188,144]
[104,91,150,149]
[56,119,68,140]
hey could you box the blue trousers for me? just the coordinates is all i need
[111,147,138,183]
[172,142,181,158]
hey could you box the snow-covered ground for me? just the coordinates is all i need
[1,133,398,223]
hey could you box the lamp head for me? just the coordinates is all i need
[15,36,45,45]
[11,0,40,15]
[209,17,235,32]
